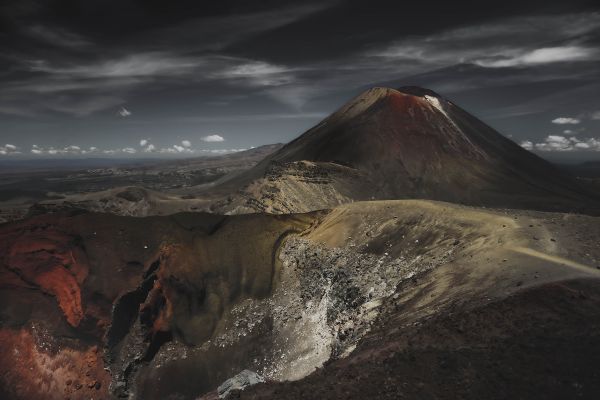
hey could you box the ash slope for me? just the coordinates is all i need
[2,201,600,399]
[217,87,598,214]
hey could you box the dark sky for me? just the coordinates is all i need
[1,0,599,160]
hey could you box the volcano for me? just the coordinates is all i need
[220,86,597,214]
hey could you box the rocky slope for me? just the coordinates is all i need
[2,201,600,399]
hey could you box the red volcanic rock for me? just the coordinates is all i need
[0,328,111,400]
[6,228,89,327]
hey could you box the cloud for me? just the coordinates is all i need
[181,140,191,147]
[201,134,225,142]
[24,25,91,48]
[591,111,600,120]
[1,142,250,157]
[1,53,298,116]
[373,13,600,71]
[520,140,533,150]
[30,52,205,79]
[521,135,600,152]
[0,144,20,155]
[27,145,98,155]
[213,61,295,87]
[552,117,581,125]
[474,46,596,68]
[202,148,247,154]
[172,144,194,153]
[5,10,597,120]
[118,107,132,117]
[43,95,125,117]
[25,145,143,156]
[139,139,156,153]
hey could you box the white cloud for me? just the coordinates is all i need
[552,117,581,125]
[215,61,294,87]
[118,107,132,117]
[159,147,177,154]
[375,14,600,71]
[0,144,20,155]
[201,134,225,142]
[27,145,88,155]
[140,139,149,146]
[475,46,596,68]
[181,140,191,147]
[31,52,204,79]
[200,148,247,154]
[591,111,600,120]
[171,144,194,153]
[520,140,533,150]
[522,135,600,152]
[574,142,591,149]
[3,142,251,157]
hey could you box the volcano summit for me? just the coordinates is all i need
[214,87,598,214]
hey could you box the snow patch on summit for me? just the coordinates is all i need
[424,95,451,120]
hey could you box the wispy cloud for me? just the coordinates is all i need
[474,46,596,68]
[373,13,600,69]
[0,53,301,116]
[212,60,295,87]
[28,52,205,78]
[23,24,91,48]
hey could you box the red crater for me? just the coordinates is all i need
[6,228,89,327]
